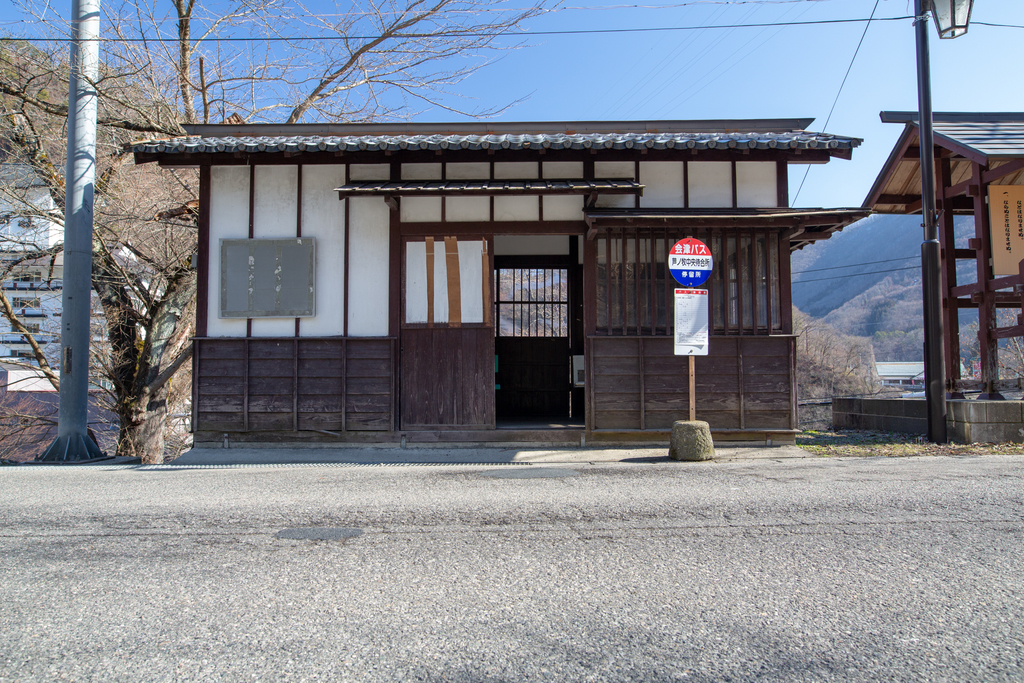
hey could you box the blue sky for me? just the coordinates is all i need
[4,0,1023,210]
[423,0,1024,209]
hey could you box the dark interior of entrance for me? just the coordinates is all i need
[494,249,584,427]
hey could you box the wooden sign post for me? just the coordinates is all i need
[689,355,696,421]
[668,238,713,423]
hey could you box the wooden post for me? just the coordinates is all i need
[688,355,696,421]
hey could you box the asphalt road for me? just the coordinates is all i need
[2,454,1023,682]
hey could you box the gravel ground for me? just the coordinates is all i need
[1,454,1023,682]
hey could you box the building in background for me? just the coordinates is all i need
[875,361,925,389]
[0,163,62,375]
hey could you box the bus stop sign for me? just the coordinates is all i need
[668,238,712,287]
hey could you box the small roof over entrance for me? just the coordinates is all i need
[583,208,869,250]
[334,178,644,198]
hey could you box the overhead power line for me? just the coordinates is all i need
[792,265,921,284]
[9,15,915,43]
[791,0,879,205]
[792,255,918,275]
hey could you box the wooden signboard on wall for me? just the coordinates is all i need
[988,186,1024,276]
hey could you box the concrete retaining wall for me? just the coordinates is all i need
[832,398,928,435]
[832,398,1024,443]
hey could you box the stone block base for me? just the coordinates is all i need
[670,421,715,461]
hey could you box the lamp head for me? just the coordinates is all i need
[929,0,974,39]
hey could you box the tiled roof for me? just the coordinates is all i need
[880,112,1024,159]
[132,131,859,156]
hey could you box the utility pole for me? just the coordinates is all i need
[915,0,948,444]
[38,0,105,461]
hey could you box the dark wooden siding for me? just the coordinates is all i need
[194,337,395,433]
[589,335,795,431]
[401,327,495,429]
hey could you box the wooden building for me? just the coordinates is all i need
[865,112,1024,399]
[133,120,865,446]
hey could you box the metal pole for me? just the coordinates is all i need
[38,0,105,461]
[915,0,948,444]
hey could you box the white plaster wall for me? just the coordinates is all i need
[640,162,685,208]
[299,165,346,336]
[433,243,449,324]
[736,162,778,207]
[349,164,391,181]
[542,162,583,179]
[446,163,490,179]
[401,197,442,222]
[458,240,484,323]
[447,196,490,222]
[250,166,299,336]
[406,239,480,324]
[348,197,391,336]
[595,161,636,208]
[405,241,428,324]
[208,165,249,336]
[544,195,584,220]
[688,161,733,208]
[402,164,442,180]
[493,162,538,179]
[494,196,539,221]
[494,235,569,255]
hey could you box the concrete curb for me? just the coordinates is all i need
[169,444,811,466]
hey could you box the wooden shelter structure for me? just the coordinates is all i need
[865,112,1024,398]
[133,120,865,447]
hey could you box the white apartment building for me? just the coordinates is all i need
[0,163,63,373]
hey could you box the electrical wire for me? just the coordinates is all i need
[9,14,914,43]
[658,13,806,113]
[791,0,880,205]
[792,264,920,283]
[596,1,736,117]
[792,254,918,274]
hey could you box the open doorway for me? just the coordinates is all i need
[494,255,582,429]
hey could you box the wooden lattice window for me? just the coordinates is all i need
[495,268,568,337]
[595,229,782,335]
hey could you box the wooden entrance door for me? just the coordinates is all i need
[494,264,572,419]
[400,235,495,430]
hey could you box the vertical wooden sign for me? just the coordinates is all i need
[989,185,1024,276]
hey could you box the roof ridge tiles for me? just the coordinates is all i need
[133,129,862,156]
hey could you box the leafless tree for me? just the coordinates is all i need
[794,310,879,430]
[0,0,543,462]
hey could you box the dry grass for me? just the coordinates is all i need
[797,429,1024,457]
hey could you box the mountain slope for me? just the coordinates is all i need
[792,214,978,362]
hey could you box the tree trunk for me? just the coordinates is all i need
[118,387,169,464]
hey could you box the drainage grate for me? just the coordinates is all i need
[142,461,533,470]
[275,527,364,541]
[1,461,535,471]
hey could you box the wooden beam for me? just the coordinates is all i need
[993,324,1024,340]
[984,157,1024,184]
[877,194,919,205]
[196,165,211,338]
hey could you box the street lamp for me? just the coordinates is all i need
[930,0,975,39]
[915,0,973,444]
